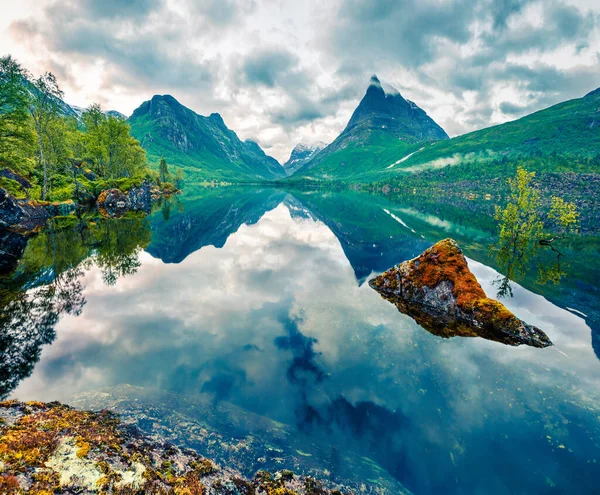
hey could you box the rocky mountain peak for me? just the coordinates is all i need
[283,141,328,175]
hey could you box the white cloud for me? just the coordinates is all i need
[1,0,599,162]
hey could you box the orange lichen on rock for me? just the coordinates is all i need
[369,239,552,348]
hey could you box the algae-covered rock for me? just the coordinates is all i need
[369,238,552,348]
[0,400,355,494]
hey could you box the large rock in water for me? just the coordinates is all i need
[96,182,152,217]
[369,239,552,348]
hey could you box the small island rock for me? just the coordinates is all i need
[369,238,552,348]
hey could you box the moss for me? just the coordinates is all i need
[190,458,217,476]
[280,469,295,481]
[0,401,341,494]
[75,436,91,458]
[0,177,26,198]
[370,238,552,347]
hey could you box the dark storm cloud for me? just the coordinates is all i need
[328,0,477,67]
[479,0,595,59]
[242,49,299,87]
[490,0,531,30]
[499,101,528,115]
[272,103,325,126]
[328,0,595,70]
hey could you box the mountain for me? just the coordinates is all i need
[377,86,600,176]
[283,142,327,175]
[146,188,286,264]
[128,95,285,182]
[292,75,448,180]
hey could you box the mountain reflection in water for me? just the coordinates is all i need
[2,187,600,494]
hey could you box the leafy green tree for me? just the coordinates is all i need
[0,55,35,174]
[159,156,169,183]
[494,167,544,259]
[28,72,64,199]
[82,103,108,175]
[81,105,147,179]
[544,196,580,243]
[493,167,580,295]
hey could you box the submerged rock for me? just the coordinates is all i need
[369,239,552,348]
[0,400,353,494]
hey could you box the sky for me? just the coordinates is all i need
[1,0,599,162]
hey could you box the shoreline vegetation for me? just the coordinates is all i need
[0,55,180,233]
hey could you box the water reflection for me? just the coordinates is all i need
[0,216,151,398]
[2,188,600,494]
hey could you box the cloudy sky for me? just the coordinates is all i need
[1,0,599,162]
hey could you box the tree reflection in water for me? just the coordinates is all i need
[0,215,151,398]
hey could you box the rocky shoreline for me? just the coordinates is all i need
[0,400,353,494]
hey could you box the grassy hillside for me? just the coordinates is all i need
[382,88,600,175]
[289,132,420,181]
[290,88,600,184]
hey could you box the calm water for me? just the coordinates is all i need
[2,187,600,494]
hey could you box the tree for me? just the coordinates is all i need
[494,167,544,260]
[0,56,35,174]
[28,72,63,200]
[159,156,169,183]
[81,106,147,179]
[493,167,580,295]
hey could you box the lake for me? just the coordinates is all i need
[2,187,600,494]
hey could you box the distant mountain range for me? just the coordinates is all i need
[40,74,600,184]
[291,77,600,182]
[283,142,327,175]
[127,95,285,182]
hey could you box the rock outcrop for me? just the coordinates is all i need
[369,239,552,348]
[96,182,152,217]
[0,188,49,233]
[0,400,352,494]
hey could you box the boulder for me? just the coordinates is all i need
[0,188,49,233]
[126,181,151,211]
[96,182,152,217]
[96,188,128,217]
[369,238,553,348]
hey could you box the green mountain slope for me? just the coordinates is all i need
[128,95,285,182]
[292,75,448,181]
[379,87,600,177]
